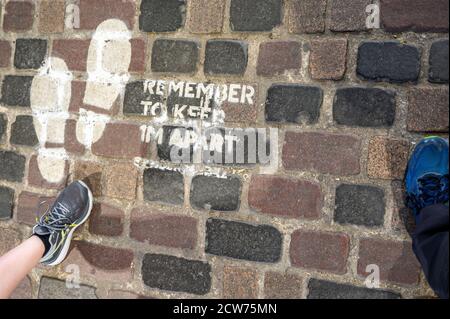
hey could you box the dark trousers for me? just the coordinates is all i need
[413,204,449,299]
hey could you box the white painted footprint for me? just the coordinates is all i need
[31,57,72,184]
[76,19,132,148]
[30,19,132,184]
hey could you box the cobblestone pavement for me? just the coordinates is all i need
[0,0,448,299]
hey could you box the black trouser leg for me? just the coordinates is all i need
[413,204,449,299]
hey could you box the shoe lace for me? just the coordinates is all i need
[37,202,73,232]
[406,174,449,211]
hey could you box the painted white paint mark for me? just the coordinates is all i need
[76,108,109,148]
[133,157,228,179]
[36,156,66,184]
[140,125,152,144]
[202,168,228,179]
[77,19,132,148]
[84,19,131,109]
[31,57,72,184]
[139,80,254,125]
[37,148,69,184]
[133,158,185,173]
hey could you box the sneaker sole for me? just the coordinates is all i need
[45,180,94,266]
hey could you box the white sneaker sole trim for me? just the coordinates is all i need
[45,180,94,266]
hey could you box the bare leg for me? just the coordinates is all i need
[0,236,45,299]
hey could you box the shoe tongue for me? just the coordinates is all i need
[34,225,51,236]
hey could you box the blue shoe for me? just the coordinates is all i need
[405,137,449,223]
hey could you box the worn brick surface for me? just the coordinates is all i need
[204,40,248,76]
[230,0,282,32]
[3,1,34,32]
[131,207,197,249]
[206,218,282,263]
[52,40,91,72]
[62,241,134,282]
[92,123,145,159]
[130,39,147,73]
[368,137,410,180]
[10,115,38,146]
[381,0,449,32]
[429,39,449,84]
[264,272,304,299]
[73,161,103,197]
[257,42,302,77]
[143,168,185,205]
[140,0,186,32]
[287,0,326,34]
[265,85,323,124]
[357,42,421,83]
[14,38,47,69]
[38,277,97,299]
[310,39,347,80]
[223,266,259,299]
[0,227,21,255]
[89,203,125,237]
[38,0,65,33]
[0,151,26,182]
[0,186,14,220]
[104,162,138,200]
[407,88,449,133]
[16,191,55,226]
[308,279,401,299]
[334,184,386,227]
[65,119,86,155]
[222,83,259,123]
[1,75,33,107]
[333,87,396,128]
[187,0,225,33]
[0,113,7,142]
[79,0,136,30]
[358,238,421,285]
[190,175,242,211]
[330,0,371,32]
[283,132,361,176]
[248,175,322,219]
[152,39,199,74]
[290,230,349,274]
[0,41,12,68]
[142,254,211,295]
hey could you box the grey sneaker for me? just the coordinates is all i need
[32,181,93,266]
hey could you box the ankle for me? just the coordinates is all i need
[33,234,51,257]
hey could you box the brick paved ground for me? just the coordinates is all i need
[0,0,448,299]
